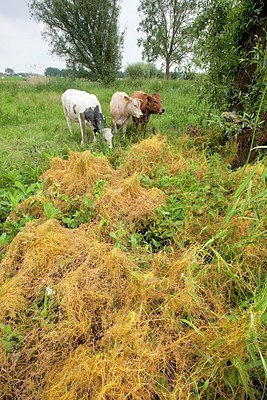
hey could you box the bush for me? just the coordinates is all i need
[124,62,163,79]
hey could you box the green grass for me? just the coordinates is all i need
[0,77,205,172]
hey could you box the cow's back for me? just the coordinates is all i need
[62,89,101,118]
[110,91,128,117]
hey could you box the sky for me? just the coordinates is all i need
[0,0,142,75]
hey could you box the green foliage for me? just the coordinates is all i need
[137,195,186,250]
[124,62,163,79]
[28,0,124,83]
[5,68,14,76]
[138,0,197,78]
[1,324,24,352]
[0,169,43,245]
[31,286,56,325]
[194,0,267,113]
[60,194,95,228]
[0,77,207,248]
[137,155,234,251]
[45,67,61,77]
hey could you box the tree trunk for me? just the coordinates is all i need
[230,1,267,167]
[234,1,267,100]
[165,58,170,80]
[231,121,267,169]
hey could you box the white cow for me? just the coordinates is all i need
[110,91,143,135]
[61,89,113,148]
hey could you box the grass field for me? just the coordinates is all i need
[0,76,204,171]
[0,77,266,399]
[0,76,208,241]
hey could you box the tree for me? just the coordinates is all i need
[137,0,197,79]
[28,0,124,83]
[194,0,267,111]
[124,62,163,79]
[45,67,61,77]
[5,68,14,76]
[194,0,267,167]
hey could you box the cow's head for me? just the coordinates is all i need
[84,105,106,132]
[147,93,165,115]
[124,95,143,118]
[101,128,113,149]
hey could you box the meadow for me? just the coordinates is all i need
[0,77,266,399]
[0,76,206,242]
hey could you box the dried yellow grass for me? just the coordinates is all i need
[0,219,89,320]
[0,214,213,399]
[0,217,259,399]
[97,172,166,224]
[9,194,50,221]
[43,150,117,201]
[0,137,266,400]
[121,135,173,176]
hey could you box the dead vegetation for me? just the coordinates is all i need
[0,135,266,399]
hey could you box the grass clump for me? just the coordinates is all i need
[97,172,166,225]
[43,150,116,203]
[121,135,171,175]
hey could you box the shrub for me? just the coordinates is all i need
[124,62,163,79]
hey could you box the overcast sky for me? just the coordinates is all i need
[0,0,142,74]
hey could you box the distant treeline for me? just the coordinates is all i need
[44,63,197,80]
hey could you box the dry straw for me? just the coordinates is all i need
[96,172,166,224]
[43,150,117,202]
[0,136,266,399]
[120,135,171,176]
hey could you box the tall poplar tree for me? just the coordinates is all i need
[28,0,124,83]
[137,0,196,79]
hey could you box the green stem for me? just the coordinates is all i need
[244,84,267,171]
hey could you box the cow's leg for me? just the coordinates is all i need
[63,107,73,134]
[132,116,139,130]
[78,113,88,145]
[112,120,117,134]
[142,115,149,137]
[122,120,128,138]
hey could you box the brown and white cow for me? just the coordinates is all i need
[110,91,143,136]
[131,91,165,132]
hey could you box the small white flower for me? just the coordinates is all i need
[45,287,54,297]
[181,273,185,279]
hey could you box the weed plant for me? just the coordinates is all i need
[0,78,266,399]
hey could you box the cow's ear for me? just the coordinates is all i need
[124,95,129,101]
[138,99,143,104]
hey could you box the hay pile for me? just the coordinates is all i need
[42,150,117,209]
[97,172,166,224]
[120,135,190,177]
[0,136,266,399]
